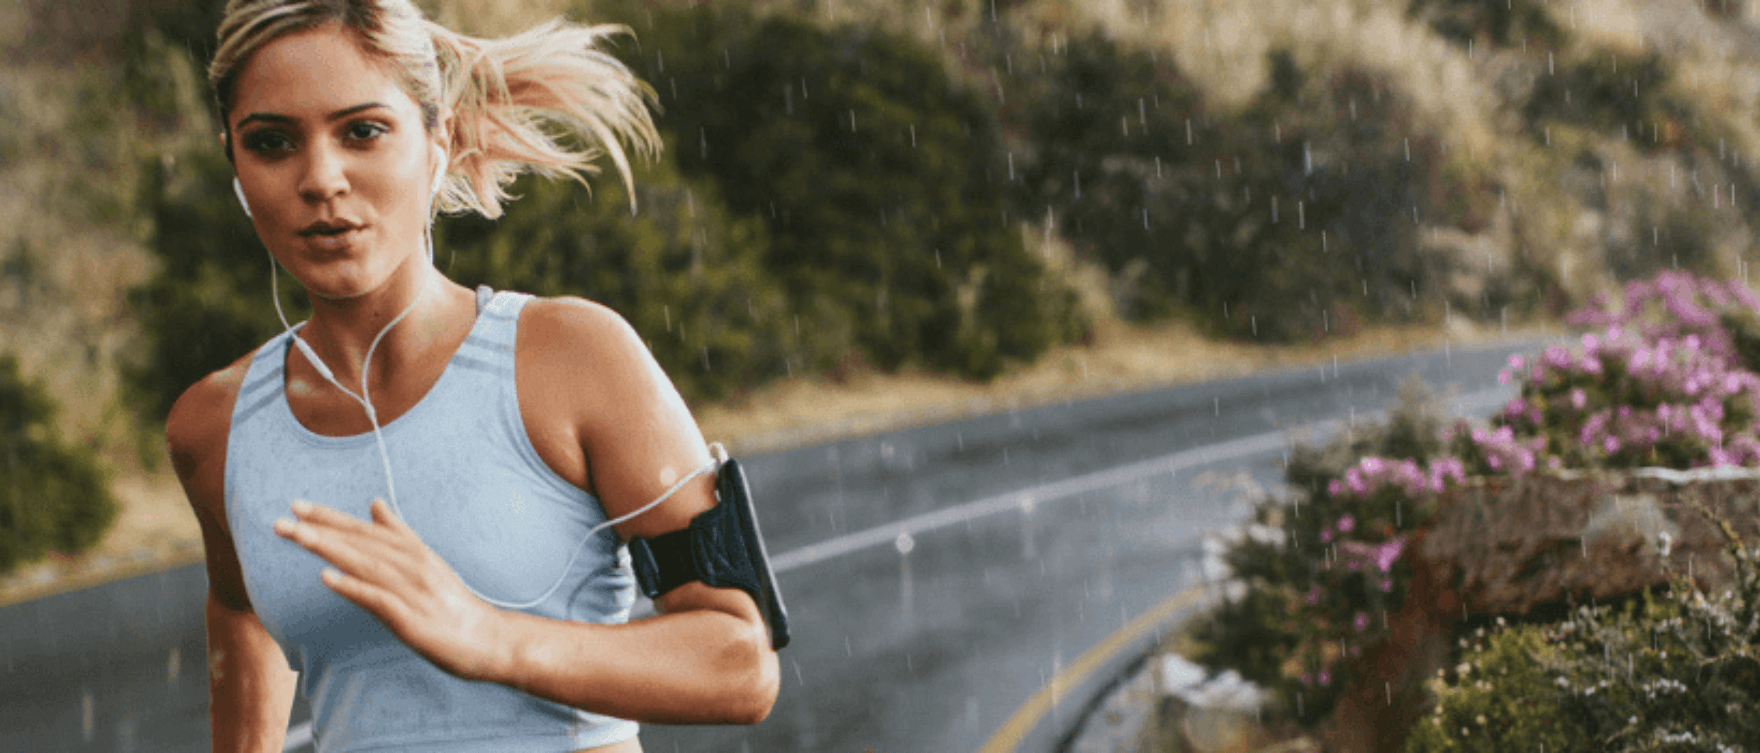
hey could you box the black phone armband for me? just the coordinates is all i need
[629,458,791,650]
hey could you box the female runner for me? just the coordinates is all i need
[166,1,779,750]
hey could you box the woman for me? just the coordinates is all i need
[164,1,779,750]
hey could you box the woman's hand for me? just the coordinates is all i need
[274,499,508,681]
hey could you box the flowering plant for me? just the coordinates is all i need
[1185,271,1760,740]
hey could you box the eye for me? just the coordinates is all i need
[345,121,388,143]
[242,130,293,155]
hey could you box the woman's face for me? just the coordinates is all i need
[228,22,440,301]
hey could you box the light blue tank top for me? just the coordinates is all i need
[225,287,639,752]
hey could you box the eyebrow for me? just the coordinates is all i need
[235,102,389,131]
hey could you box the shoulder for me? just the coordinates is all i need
[517,295,662,390]
[165,351,257,496]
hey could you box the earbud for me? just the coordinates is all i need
[234,177,253,218]
[430,144,447,201]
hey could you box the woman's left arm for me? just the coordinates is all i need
[278,296,778,724]
[493,296,780,723]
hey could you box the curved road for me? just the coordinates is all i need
[0,339,1543,752]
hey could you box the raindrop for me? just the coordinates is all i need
[1303,141,1312,175]
[1214,397,1220,416]
[1271,196,1279,224]
[909,124,916,147]
[848,109,857,132]
[81,688,93,743]
[845,635,852,657]
[1404,138,1410,162]
[1008,153,1016,181]
[1186,118,1193,145]
[1321,230,1328,252]
[168,647,181,685]
[1298,201,1305,229]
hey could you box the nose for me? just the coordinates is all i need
[297,139,349,204]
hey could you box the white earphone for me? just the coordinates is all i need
[242,142,708,609]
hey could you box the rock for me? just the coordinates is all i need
[1315,468,1760,753]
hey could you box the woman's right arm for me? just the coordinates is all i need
[167,363,299,753]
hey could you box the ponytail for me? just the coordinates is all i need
[427,19,661,219]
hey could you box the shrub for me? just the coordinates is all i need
[1009,34,1469,341]
[0,354,118,574]
[602,1,1086,378]
[1411,490,1760,751]
[1184,375,1454,724]
[438,157,796,404]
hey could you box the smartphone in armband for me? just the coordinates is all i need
[629,458,791,650]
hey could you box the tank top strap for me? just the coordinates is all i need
[460,287,534,365]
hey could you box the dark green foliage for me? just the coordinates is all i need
[124,144,291,425]
[600,1,1084,378]
[1010,35,1459,341]
[1412,493,1760,751]
[438,158,796,404]
[1408,0,1566,50]
[1523,50,1674,152]
[0,355,118,573]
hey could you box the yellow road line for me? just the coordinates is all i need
[977,583,1212,753]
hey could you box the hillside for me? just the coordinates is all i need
[1,0,1756,598]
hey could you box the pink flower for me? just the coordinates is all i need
[1381,579,1394,592]
[1306,586,1320,604]
[1354,612,1369,631]
[1301,674,1312,685]
[1328,479,1344,498]
[1373,537,1407,572]
[1604,435,1621,454]
[1337,515,1355,533]
[1570,388,1587,410]
[1320,529,1333,543]
[1319,671,1330,686]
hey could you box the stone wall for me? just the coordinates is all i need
[1314,469,1760,753]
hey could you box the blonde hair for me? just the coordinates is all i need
[208,0,661,218]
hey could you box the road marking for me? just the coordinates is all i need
[976,583,1211,753]
[769,384,1510,573]
[283,385,1512,749]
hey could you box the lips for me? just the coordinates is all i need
[300,219,364,237]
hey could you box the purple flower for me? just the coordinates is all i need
[1570,388,1587,410]
[1337,515,1355,533]
[1319,671,1330,686]
[1354,612,1369,631]
[1373,537,1407,572]
[1320,529,1333,544]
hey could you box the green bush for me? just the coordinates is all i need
[1008,35,1467,341]
[1408,0,1566,50]
[124,142,289,425]
[438,157,796,404]
[598,1,1086,378]
[1410,493,1760,751]
[1183,375,1450,726]
[0,354,118,574]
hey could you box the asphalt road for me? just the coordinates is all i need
[0,338,1545,752]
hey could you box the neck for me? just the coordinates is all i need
[296,254,466,394]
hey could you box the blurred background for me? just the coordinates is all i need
[10,0,1759,596]
[4,0,1760,749]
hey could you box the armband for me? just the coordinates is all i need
[628,457,791,650]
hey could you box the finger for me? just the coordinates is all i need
[276,516,408,585]
[320,567,407,624]
[369,498,412,533]
[290,500,377,535]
